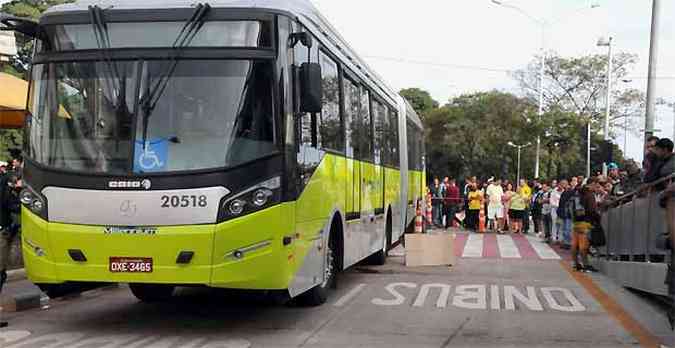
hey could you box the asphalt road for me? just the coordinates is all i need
[0,242,662,348]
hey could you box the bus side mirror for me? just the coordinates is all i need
[299,62,322,114]
[1,16,44,40]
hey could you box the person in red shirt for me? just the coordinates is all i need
[443,177,461,229]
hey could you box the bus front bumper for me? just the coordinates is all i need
[21,204,297,290]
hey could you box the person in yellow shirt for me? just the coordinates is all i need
[467,184,482,231]
[519,179,532,234]
[509,187,527,233]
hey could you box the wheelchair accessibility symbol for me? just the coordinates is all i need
[134,139,168,172]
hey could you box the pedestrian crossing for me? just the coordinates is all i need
[456,233,562,260]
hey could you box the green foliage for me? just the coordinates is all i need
[417,89,626,183]
[400,88,438,118]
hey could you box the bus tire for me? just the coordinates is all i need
[296,230,337,307]
[129,284,175,302]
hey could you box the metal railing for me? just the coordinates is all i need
[599,173,674,262]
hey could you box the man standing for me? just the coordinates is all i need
[431,178,445,228]
[558,179,574,249]
[540,183,552,241]
[654,138,675,182]
[643,136,660,182]
[571,177,601,272]
[519,179,532,234]
[550,180,563,244]
[443,178,461,229]
[486,179,504,233]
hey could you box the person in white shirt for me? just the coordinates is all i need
[485,178,505,233]
[549,180,563,244]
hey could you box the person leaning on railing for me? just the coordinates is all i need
[659,180,675,329]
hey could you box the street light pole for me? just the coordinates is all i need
[597,36,613,176]
[508,142,532,185]
[645,0,661,146]
[492,0,599,179]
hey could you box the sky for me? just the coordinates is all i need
[310,0,674,162]
[1,0,673,161]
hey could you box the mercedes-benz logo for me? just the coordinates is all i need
[120,200,137,217]
[141,179,152,190]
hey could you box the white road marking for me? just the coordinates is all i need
[372,282,417,306]
[333,283,366,307]
[541,287,586,312]
[504,286,544,311]
[526,235,561,260]
[413,283,451,308]
[462,233,484,258]
[0,330,32,344]
[496,235,521,258]
[452,285,487,310]
[490,285,501,310]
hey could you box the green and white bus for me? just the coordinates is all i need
[2,0,425,305]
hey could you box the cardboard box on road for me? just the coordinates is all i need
[405,232,455,267]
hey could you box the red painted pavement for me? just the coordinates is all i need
[511,234,539,259]
[453,233,468,257]
[482,233,499,258]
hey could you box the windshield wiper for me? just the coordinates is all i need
[88,5,122,107]
[139,3,211,151]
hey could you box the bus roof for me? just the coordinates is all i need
[43,0,423,128]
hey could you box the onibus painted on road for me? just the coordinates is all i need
[1,0,425,305]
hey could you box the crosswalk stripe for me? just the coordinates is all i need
[496,234,521,258]
[462,233,484,258]
[525,235,562,260]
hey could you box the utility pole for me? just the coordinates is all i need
[586,122,591,178]
[508,142,532,185]
[644,0,661,146]
[597,37,613,176]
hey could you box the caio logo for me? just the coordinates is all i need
[108,179,152,190]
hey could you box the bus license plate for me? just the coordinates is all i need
[109,257,153,273]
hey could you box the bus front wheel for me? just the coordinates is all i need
[129,283,175,302]
[296,232,337,306]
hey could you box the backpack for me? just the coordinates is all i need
[571,190,586,220]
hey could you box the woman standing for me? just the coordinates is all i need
[502,183,514,233]
[509,187,527,233]
[467,184,482,232]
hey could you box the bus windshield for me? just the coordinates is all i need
[27,59,275,174]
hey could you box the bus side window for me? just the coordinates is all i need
[343,77,361,159]
[359,87,373,162]
[318,50,343,153]
[373,99,385,165]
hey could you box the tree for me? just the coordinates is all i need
[400,88,438,118]
[513,51,645,139]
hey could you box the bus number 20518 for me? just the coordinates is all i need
[161,195,208,208]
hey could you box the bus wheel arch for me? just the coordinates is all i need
[295,211,342,306]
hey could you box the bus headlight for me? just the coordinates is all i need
[229,199,245,215]
[19,185,48,219]
[218,177,281,222]
[252,189,273,207]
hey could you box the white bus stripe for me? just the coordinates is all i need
[526,235,561,260]
[497,235,521,258]
[462,234,484,258]
[333,283,366,307]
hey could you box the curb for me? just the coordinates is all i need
[0,283,120,314]
[7,268,27,282]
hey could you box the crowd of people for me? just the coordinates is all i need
[0,157,23,294]
[428,136,675,273]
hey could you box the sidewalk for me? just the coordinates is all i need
[0,274,45,313]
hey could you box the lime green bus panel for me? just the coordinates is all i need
[360,161,375,212]
[384,168,400,211]
[295,154,346,223]
[22,204,297,290]
[211,203,294,289]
